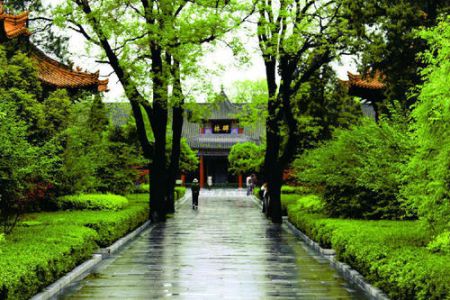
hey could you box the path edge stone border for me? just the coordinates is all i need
[249,195,390,300]
[31,193,190,300]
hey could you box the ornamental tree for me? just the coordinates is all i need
[228,142,264,176]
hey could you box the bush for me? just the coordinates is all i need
[28,194,147,247]
[0,194,149,299]
[134,184,150,194]
[294,114,412,220]
[55,194,129,211]
[175,187,186,200]
[286,196,450,300]
[0,225,97,300]
[281,185,310,195]
[427,231,450,255]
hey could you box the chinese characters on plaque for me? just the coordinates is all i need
[212,122,231,134]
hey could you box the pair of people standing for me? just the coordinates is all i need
[246,174,257,196]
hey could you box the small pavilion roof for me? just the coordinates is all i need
[0,3,108,92]
[345,71,385,90]
[341,70,386,102]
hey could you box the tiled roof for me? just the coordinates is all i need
[345,71,385,90]
[0,4,31,39]
[0,4,108,92]
[188,134,256,150]
[182,96,264,151]
[31,45,109,92]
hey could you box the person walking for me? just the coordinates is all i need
[246,175,252,196]
[261,182,269,213]
[250,174,257,194]
[191,178,200,209]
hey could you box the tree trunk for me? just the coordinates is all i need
[149,103,167,222]
[166,60,184,213]
[149,45,168,222]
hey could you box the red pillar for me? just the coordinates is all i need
[199,155,205,188]
[181,174,186,186]
[238,174,243,189]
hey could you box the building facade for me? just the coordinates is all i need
[182,91,263,187]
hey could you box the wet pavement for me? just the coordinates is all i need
[58,189,368,300]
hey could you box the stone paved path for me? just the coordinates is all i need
[58,189,367,300]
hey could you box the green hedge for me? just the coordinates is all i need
[0,194,148,299]
[175,186,186,200]
[0,225,97,299]
[281,185,309,195]
[55,194,129,211]
[134,184,150,194]
[286,195,450,300]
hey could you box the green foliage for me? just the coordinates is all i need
[281,185,309,195]
[290,195,324,214]
[228,142,264,175]
[286,200,450,300]
[175,187,186,200]
[180,138,199,173]
[134,184,150,194]
[0,47,61,233]
[401,17,450,235]
[427,231,450,255]
[294,113,413,219]
[231,79,268,129]
[55,194,129,211]
[345,1,450,106]
[0,225,97,300]
[60,100,139,195]
[293,66,362,151]
[0,194,148,299]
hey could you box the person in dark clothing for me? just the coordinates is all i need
[191,178,200,209]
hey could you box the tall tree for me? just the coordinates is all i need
[54,0,253,221]
[256,0,359,222]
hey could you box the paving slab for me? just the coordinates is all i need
[56,189,368,300]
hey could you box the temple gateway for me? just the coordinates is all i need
[182,91,264,188]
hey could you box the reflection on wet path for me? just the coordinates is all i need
[59,190,368,299]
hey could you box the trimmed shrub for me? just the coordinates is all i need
[286,195,450,300]
[29,194,147,247]
[133,183,150,194]
[0,194,149,299]
[55,194,128,211]
[175,187,186,200]
[0,225,97,300]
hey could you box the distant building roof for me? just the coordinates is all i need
[182,92,264,151]
[342,70,386,102]
[345,71,385,90]
[0,3,108,92]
